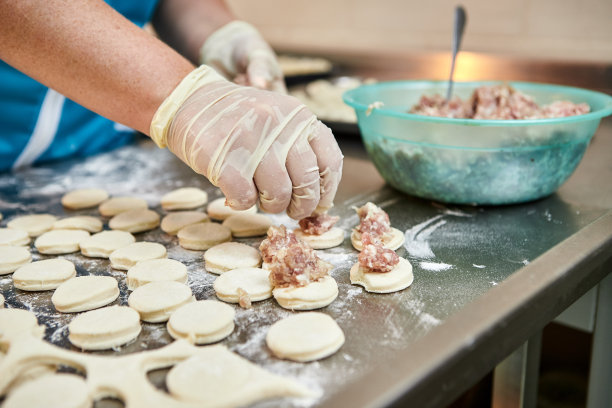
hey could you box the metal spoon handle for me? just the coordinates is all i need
[446,5,467,101]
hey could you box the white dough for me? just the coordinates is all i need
[0,245,31,275]
[213,267,273,304]
[68,305,141,350]
[13,259,76,291]
[109,242,167,270]
[0,293,3,308]
[34,229,90,254]
[160,211,208,235]
[273,275,338,310]
[0,308,45,344]
[61,188,109,210]
[128,281,194,323]
[294,227,344,249]
[79,230,135,258]
[52,275,119,313]
[161,187,208,210]
[126,258,188,290]
[166,300,235,344]
[3,374,91,408]
[98,196,147,217]
[351,227,405,251]
[0,228,30,246]
[206,197,257,221]
[7,214,57,237]
[222,213,273,237]
[53,216,103,233]
[266,312,345,362]
[177,222,231,250]
[204,242,262,274]
[108,209,160,233]
[350,257,414,293]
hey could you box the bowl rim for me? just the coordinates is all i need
[342,80,612,127]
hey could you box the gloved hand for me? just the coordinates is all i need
[199,21,286,93]
[150,66,343,220]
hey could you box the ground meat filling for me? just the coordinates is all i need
[355,202,391,241]
[298,213,340,235]
[358,233,399,273]
[260,225,299,264]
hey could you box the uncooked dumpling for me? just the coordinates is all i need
[61,188,109,210]
[52,275,119,313]
[204,242,261,274]
[166,300,235,344]
[161,187,208,210]
[68,305,141,350]
[12,258,76,291]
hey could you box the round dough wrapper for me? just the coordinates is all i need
[204,242,262,274]
[34,229,90,255]
[109,242,167,270]
[53,216,103,233]
[7,214,57,237]
[222,213,273,237]
[213,267,273,303]
[0,308,45,343]
[98,196,147,217]
[266,312,345,362]
[61,188,109,210]
[68,305,141,350]
[13,258,76,291]
[161,211,208,235]
[273,275,338,310]
[350,257,414,293]
[0,228,30,246]
[0,293,3,308]
[52,275,119,313]
[3,373,91,408]
[126,258,188,291]
[108,209,160,233]
[207,197,257,221]
[167,300,235,344]
[128,281,194,323]
[79,230,135,258]
[177,222,231,251]
[351,227,405,251]
[294,227,344,250]
[0,245,31,275]
[161,187,208,210]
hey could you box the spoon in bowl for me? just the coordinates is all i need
[446,5,467,101]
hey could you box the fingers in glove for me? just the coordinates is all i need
[285,138,321,219]
[216,165,259,210]
[253,149,293,214]
[246,51,286,93]
[308,121,344,213]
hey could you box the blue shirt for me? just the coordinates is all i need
[0,0,159,172]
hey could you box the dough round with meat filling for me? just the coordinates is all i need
[177,223,231,250]
[13,259,76,291]
[52,275,119,313]
[222,213,273,237]
[61,188,109,210]
[126,258,188,290]
[294,227,344,249]
[98,196,147,217]
[34,229,90,254]
[109,242,167,270]
[351,227,405,251]
[161,187,208,210]
[160,211,208,235]
[273,276,338,310]
[7,214,57,237]
[68,305,141,350]
[109,209,160,233]
[204,242,261,274]
[0,228,30,246]
[206,197,257,221]
[3,373,91,408]
[213,267,273,303]
[0,245,31,275]
[167,300,235,344]
[53,216,103,233]
[79,230,135,258]
[350,257,414,293]
[128,281,194,323]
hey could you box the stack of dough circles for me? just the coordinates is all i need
[128,281,194,323]
[61,188,109,210]
[166,300,235,344]
[109,209,160,233]
[0,245,31,275]
[109,242,167,270]
[273,275,338,310]
[213,267,273,304]
[52,275,119,313]
[177,222,231,250]
[3,374,91,408]
[126,258,188,290]
[161,211,208,235]
[266,312,345,362]
[351,228,405,251]
[294,227,345,250]
[204,242,261,274]
[98,196,147,217]
[53,216,103,233]
[161,187,208,210]
[80,230,135,258]
[34,229,90,254]
[0,228,30,246]
[7,214,57,237]
[13,259,76,291]
[207,197,257,221]
[222,213,273,237]
[0,308,45,341]
[68,305,141,350]
[350,257,414,293]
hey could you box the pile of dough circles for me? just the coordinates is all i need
[294,227,345,249]
[53,216,103,233]
[0,245,31,274]
[266,312,345,362]
[0,227,30,246]
[7,214,57,237]
[350,257,414,293]
[68,305,141,350]
[109,242,167,270]
[98,196,148,217]
[213,267,273,304]
[34,229,90,254]
[0,308,44,339]
[109,209,160,233]
[61,188,109,209]
[204,242,262,274]
[166,300,235,344]
[222,213,273,237]
[351,228,405,251]
[207,197,257,221]
[12,259,76,291]
[3,374,91,408]
[52,275,119,313]
[177,222,231,250]
[161,211,208,235]
[273,275,339,310]
[80,230,135,258]
[161,187,208,210]
[126,258,188,290]
[128,281,194,323]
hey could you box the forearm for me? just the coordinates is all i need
[0,0,195,135]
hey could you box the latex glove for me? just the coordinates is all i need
[150,66,342,219]
[199,21,286,93]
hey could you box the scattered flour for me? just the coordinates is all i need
[419,262,453,272]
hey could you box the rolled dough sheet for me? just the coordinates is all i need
[3,374,91,408]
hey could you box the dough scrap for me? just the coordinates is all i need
[350,257,414,293]
[53,216,103,233]
[68,305,141,350]
[128,281,194,323]
[273,275,338,310]
[98,197,148,217]
[166,300,235,344]
[204,242,261,274]
[13,259,76,291]
[294,227,344,249]
[79,230,136,258]
[161,187,208,210]
[52,275,119,313]
[3,373,91,408]
[109,209,160,233]
[0,246,31,275]
[34,229,90,255]
[0,228,30,246]
[109,242,167,270]
[266,312,345,362]
[126,258,188,291]
[61,188,109,210]
[206,197,257,221]
[177,223,231,251]
[7,214,57,237]
[160,211,208,235]
[213,267,273,304]
[351,227,405,251]
[222,213,273,237]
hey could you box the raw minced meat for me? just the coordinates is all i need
[358,233,399,273]
[298,213,339,235]
[260,225,299,264]
[355,202,391,238]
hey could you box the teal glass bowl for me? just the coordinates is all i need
[343,81,612,205]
